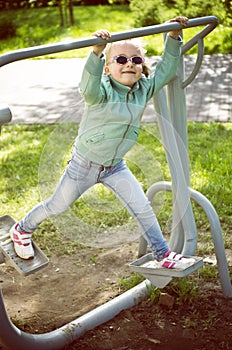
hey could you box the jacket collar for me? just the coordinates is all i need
[105,75,140,93]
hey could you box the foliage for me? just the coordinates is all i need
[0,5,135,57]
[129,0,229,24]
[172,0,226,22]
[198,265,219,283]
[0,17,17,39]
[118,273,145,291]
[0,0,58,9]
[129,0,232,53]
[0,0,129,9]
[129,0,165,26]
[0,4,230,55]
[165,275,200,302]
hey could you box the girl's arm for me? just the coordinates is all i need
[92,30,111,56]
[79,30,111,105]
[147,16,188,97]
[169,16,188,40]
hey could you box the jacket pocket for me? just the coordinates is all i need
[86,133,105,144]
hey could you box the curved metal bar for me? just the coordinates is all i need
[182,38,204,88]
[182,19,218,55]
[0,280,152,350]
[0,105,12,133]
[0,105,12,125]
[180,19,218,89]
[0,16,218,68]
[153,89,198,255]
[145,181,232,299]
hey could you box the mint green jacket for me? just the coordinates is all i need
[75,35,182,166]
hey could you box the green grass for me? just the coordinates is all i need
[0,5,230,58]
[0,122,231,256]
[1,122,231,298]
[0,5,135,58]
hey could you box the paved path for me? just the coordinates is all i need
[0,54,231,124]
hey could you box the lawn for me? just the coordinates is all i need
[1,122,231,256]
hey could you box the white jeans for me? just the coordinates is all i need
[20,151,168,260]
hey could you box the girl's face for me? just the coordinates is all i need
[104,42,144,88]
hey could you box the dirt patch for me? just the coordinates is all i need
[74,289,232,350]
[0,242,138,332]
[0,243,231,350]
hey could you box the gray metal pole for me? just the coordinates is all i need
[153,88,198,255]
[0,280,152,350]
[0,16,218,68]
[0,105,12,133]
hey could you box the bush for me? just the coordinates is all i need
[130,0,228,26]
[0,18,17,39]
[129,0,231,53]
[173,0,226,22]
[129,0,165,27]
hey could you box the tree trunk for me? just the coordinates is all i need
[59,0,64,27]
[68,0,75,26]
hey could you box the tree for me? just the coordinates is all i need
[58,0,75,27]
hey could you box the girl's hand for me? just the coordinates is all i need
[169,16,188,40]
[92,30,111,56]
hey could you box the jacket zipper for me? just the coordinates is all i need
[110,91,133,166]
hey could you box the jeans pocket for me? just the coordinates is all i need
[67,155,90,180]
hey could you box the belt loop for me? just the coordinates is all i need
[100,164,112,171]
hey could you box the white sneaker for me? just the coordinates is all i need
[160,251,195,270]
[10,223,34,260]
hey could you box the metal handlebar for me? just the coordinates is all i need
[0,105,12,132]
[0,16,218,68]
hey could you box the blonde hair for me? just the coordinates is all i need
[104,38,150,77]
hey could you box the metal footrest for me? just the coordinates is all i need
[0,215,49,276]
[129,253,203,288]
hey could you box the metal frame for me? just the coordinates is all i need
[0,105,12,133]
[138,17,232,300]
[0,15,231,350]
[0,16,218,68]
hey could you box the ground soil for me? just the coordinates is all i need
[0,241,231,350]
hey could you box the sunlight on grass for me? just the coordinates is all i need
[1,123,231,249]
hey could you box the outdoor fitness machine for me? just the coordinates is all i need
[0,16,231,350]
[0,104,11,134]
[0,215,49,276]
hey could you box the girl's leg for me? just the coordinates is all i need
[100,161,169,261]
[19,152,99,232]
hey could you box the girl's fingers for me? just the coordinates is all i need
[92,30,111,40]
[169,16,189,26]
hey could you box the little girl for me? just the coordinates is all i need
[11,16,195,269]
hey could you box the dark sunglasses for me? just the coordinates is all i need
[113,55,145,65]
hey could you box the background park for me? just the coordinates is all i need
[0,1,231,349]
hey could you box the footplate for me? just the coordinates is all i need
[129,253,203,288]
[0,215,49,276]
